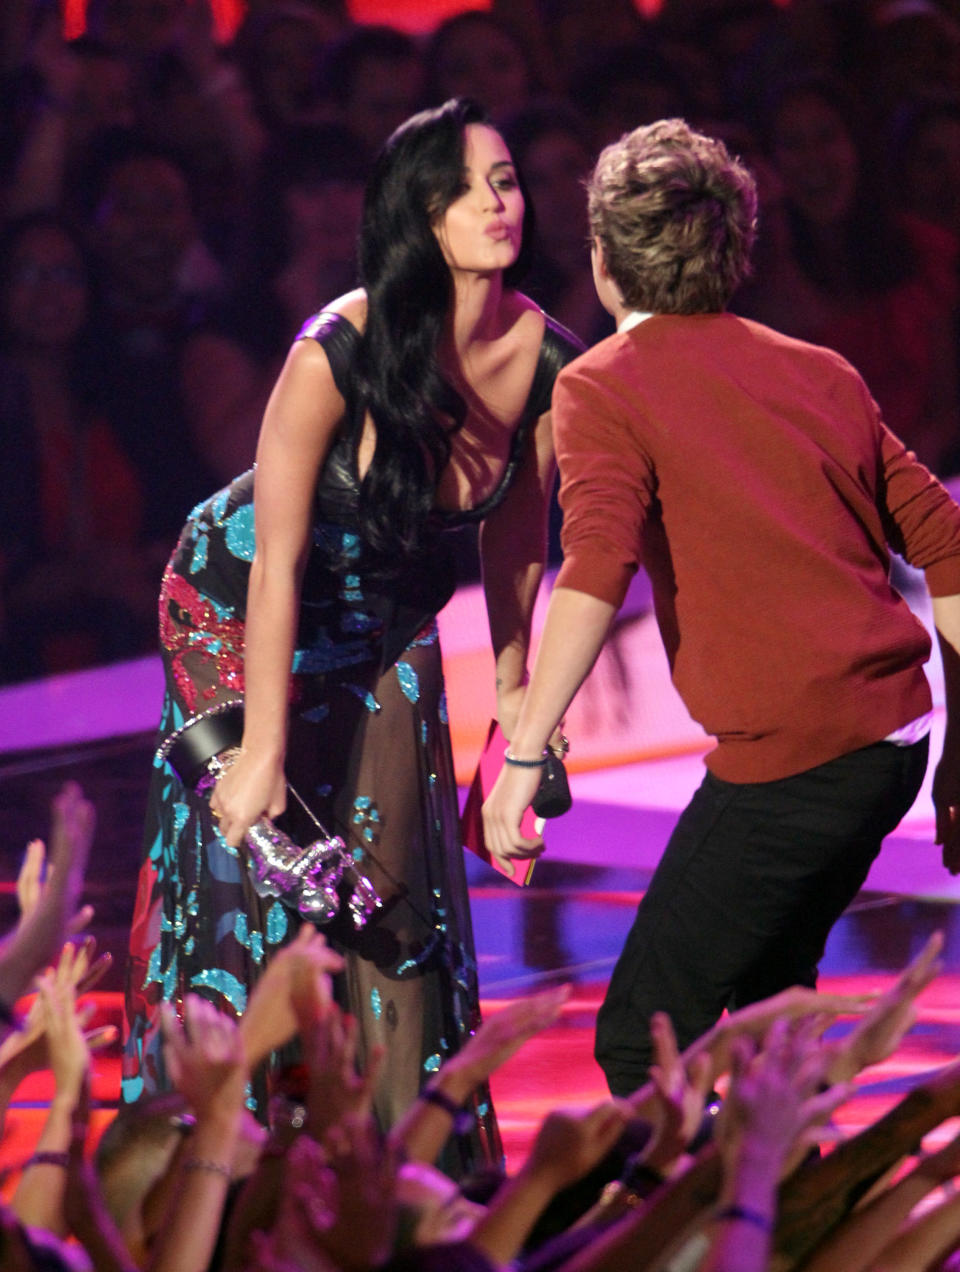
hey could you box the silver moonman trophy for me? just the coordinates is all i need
[157,700,382,929]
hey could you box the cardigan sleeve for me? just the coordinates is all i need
[552,361,654,608]
[873,382,960,595]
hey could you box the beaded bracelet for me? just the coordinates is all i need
[503,748,548,768]
[26,1151,69,1169]
[714,1204,773,1233]
[420,1087,474,1134]
[183,1157,232,1180]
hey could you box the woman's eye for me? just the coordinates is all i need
[493,176,518,191]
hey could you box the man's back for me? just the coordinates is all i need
[553,313,960,781]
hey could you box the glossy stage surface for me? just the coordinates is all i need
[1,570,959,1174]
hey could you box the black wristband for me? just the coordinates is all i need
[714,1203,773,1233]
[26,1151,69,1169]
[420,1086,473,1134]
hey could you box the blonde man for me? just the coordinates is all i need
[484,119,960,1097]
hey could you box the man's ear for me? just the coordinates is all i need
[591,237,610,279]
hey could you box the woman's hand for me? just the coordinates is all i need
[209,748,287,848]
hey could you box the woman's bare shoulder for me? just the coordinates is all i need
[323,288,369,333]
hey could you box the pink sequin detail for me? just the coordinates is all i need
[160,564,246,715]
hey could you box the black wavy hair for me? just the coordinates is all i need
[355,96,534,560]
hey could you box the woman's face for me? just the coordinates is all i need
[2,224,88,351]
[772,91,859,226]
[432,123,525,276]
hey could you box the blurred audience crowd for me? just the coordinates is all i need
[4,0,960,684]
[7,783,960,1272]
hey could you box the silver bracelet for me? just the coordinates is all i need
[182,1156,232,1180]
[503,747,548,768]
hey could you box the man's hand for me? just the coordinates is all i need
[933,750,960,873]
[482,762,545,879]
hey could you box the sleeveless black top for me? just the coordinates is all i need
[296,309,583,667]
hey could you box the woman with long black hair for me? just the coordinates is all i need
[122,97,581,1174]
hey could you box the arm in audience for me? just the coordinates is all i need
[624,986,874,1123]
[639,1011,713,1177]
[548,1146,724,1272]
[238,923,343,1071]
[799,1127,960,1272]
[865,1187,960,1271]
[64,1078,139,1272]
[0,783,94,1035]
[390,984,570,1164]
[821,930,943,1086]
[3,14,79,220]
[11,951,107,1234]
[0,935,110,1136]
[147,996,247,1272]
[469,1101,630,1267]
[700,1021,850,1272]
[254,1124,395,1272]
[775,1051,960,1266]
[289,965,383,1141]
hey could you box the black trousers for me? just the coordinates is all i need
[594,737,929,1097]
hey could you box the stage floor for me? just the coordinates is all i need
[1,578,959,1177]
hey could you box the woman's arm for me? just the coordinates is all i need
[479,406,556,741]
[210,337,346,847]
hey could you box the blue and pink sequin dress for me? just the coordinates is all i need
[122,309,581,1174]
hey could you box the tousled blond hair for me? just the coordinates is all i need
[587,118,757,314]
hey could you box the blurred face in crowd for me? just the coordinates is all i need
[772,91,858,226]
[342,54,424,156]
[71,51,136,147]
[522,127,591,261]
[258,15,328,124]
[432,19,531,119]
[2,224,88,351]
[88,0,182,54]
[93,156,195,306]
[432,124,525,276]
[284,175,365,270]
[904,112,960,234]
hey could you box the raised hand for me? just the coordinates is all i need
[16,840,45,923]
[823,930,944,1084]
[0,937,112,1089]
[240,924,344,1070]
[644,1010,714,1174]
[714,1018,851,1175]
[161,995,247,1124]
[526,1100,632,1193]
[0,783,96,1016]
[292,971,384,1138]
[268,1123,398,1272]
[448,983,571,1093]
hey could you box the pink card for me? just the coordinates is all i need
[461,720,541,886]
